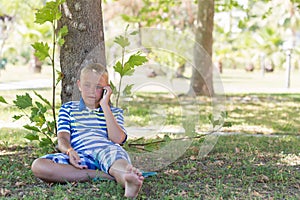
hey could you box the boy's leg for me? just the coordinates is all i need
[108,159,144,198]
[31,158,113,183]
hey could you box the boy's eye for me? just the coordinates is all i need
[96,86,103,90]
[84,83,90,88]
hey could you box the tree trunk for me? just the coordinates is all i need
[189,0,214,96]
[59,0,106,103]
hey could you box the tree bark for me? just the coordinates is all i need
[189,0,214,96]
[59,0,106,103]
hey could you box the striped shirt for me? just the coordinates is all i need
[58,98,127,153]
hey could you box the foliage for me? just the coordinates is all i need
[0,0,50,64]
[121,0,178,27]
[0,92,56,149]
[110,25,148,107]
[0,0,67,151]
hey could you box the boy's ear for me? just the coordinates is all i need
[77,80,82,91]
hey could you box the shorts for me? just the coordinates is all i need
[42,144,131,174]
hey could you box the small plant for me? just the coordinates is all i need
[110,25,148,107]
[0,0,67,150]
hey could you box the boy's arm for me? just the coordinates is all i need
[57,131,87,169]
[57,131,72,154]
[101,104,127,144]
[100,86,126,144]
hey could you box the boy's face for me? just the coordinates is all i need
[77,70,108,109]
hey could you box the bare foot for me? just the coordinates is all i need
[124,166,144,198]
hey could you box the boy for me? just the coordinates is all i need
[31,63,144,198]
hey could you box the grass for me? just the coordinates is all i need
[0,66,300,199]
[1,92,300,199]
[1,135,299,199]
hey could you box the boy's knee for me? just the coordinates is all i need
[31,158,49,178]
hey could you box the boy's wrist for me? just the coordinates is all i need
[66,147,74,155]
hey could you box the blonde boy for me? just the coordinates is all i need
[31,63,144,198]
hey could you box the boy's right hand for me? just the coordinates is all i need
[68,150,88,169]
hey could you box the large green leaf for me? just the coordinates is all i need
[13,93,32,109]
[35,0,65,24]
[23,125,40,132]
[32,42,50,61]
[113,61,124,75]
[126,52,148,67]
[123,63,135,76]
[24,133,40,141]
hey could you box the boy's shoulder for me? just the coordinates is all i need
[60,101,80,109]
[110,106,124,113]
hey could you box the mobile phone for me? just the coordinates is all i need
[101,89,107,99]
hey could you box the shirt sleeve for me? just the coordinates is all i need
[57,104,71,135]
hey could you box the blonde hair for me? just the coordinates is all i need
[79,63,108,81]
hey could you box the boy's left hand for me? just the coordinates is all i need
[99,85,112,107]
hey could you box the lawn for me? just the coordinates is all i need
[1,91,300,199]
[1,132,299,199]
[0,66,300,199]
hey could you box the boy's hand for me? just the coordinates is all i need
[100,85,112,107]
[68,150,88,169]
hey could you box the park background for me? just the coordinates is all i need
[0,0,300,199]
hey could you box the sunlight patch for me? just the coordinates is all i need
[279,153,300,166]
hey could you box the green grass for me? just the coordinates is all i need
[1,135,299,199]
[0,66,300,199]
[223,93,300,135]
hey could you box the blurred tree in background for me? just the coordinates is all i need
[0,0,51,72]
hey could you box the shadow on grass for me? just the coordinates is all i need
[1,135,299,199]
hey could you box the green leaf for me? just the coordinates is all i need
[57,38,65,46]
[123,63,135,76]
[39,137,53,147]
[13,93,32,109]
[30,107,46,127]
[114,35,130,48]
[55,70,64,86]
[24,133,40,141]
[127,52,148,67]
[58,25,68,37]
[35,0,65,24]
[23,125,40,132]
[35,101,47,113]
[34,91,51,106]
[57,25,68,46]
[130,30,139,35]
[123,84,134,96]
[13,115,23,120]
[113,61,124,76]
[110,81,117,96]
[0,96,7,104]
[47,121,56,134]
[32,42,50,61]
